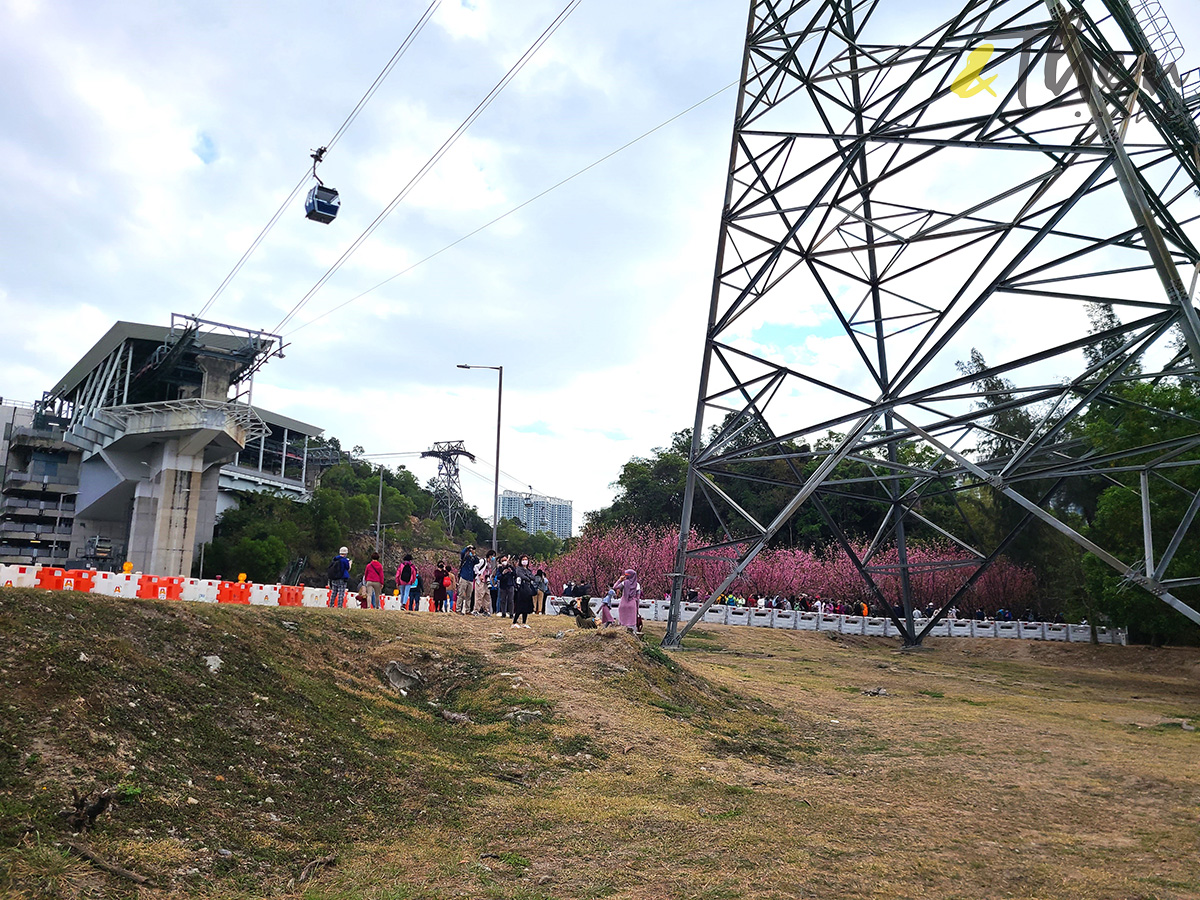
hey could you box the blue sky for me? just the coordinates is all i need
[2,0,1198,527]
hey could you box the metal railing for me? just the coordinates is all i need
[88,399,272,444]
[4,466,81,487]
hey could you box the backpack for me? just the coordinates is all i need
[442,574,452,588]
[399,562,414,584]
[327,557,343,581]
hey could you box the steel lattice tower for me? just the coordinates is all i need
[665,0,1200,647]
[421,440,475,537]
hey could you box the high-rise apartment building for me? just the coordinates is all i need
[498,490,572,541]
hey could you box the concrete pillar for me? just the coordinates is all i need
[197,357,241,402]
[123,439,210,577]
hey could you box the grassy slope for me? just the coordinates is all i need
[1,588,1198,900]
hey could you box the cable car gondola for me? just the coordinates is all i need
[305,185,340,224]
[304,146,340,224]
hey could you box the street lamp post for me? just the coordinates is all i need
[457,363,503,553]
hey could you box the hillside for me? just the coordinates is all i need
[1,588,1198,899]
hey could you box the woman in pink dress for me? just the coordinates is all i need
[614,569,641,631]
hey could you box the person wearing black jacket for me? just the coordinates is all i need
[496,556,516,617]
[511,556,536,628]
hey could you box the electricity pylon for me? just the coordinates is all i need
[421,441,475,537]
[665,0,1200,647]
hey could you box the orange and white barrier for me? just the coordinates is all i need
[0,564,39,588]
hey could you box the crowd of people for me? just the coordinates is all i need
[324,545,646,634]
[326,548,1064,627]
[328,544,555,628]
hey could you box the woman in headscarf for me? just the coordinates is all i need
[613,569,641,632]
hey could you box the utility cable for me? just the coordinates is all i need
[273,0,583,333]
[284,77,738,336]
[195,0,440,320]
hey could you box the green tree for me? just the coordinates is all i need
[1079,378,1200,643]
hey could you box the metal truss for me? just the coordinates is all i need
[665,0,1200,647]
[421,440,476,537]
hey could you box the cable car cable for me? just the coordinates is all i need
[195,0,440,319]
[282,76,737,336]
[273,0,583,333]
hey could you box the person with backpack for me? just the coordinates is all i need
[458,545,479,615]
[395,554,418,610]
[327,547,352,608]
[432,562,449,612]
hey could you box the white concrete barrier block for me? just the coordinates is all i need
[971,620,996,638]
[926,620,950,637]
[864,617,888,636]
[817,614,840,633]
[797,612,819,631]
[1044,623,1068,641]
[1067,624,1092,642]
[748,608,774,627]
[840,615,865,635]
[995,621,1020,639]
[727,607,751,627]
[949,620,973,639]
[772,610,798,629]
[1095,626,1115,644]
[1019,622,1045,640]
[638,599,656,621]
[703,605,729,625]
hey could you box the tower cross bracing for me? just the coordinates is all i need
[666,0,1200,647]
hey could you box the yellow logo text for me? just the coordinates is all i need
[952,44,998,98]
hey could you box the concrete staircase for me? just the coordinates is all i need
[63,409,125,458]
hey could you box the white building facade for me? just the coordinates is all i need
[498,490,572,541]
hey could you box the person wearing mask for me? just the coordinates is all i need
[362,552,385,610]
[496,556,517,618]
[511,555,536,628]
[327,546,352,608]
[533,569,550,615]
[458,545,479,615]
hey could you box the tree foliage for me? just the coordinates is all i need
[199,455,494,583]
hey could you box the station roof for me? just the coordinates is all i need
[50,321,322,437]
[51,321,245,397]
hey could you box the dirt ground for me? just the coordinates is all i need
[2,592,1198,899]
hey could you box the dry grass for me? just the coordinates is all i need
[1,589,1197,899]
